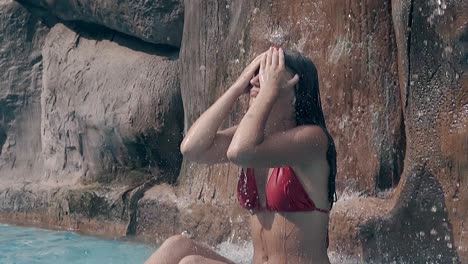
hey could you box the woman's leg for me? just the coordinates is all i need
[178,255,229,264]
[144,235,235,264]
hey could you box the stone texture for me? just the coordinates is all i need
[40,23,183,186]
[0,0,48,184]
[0,185,128,238]
[330,0,467,262]
[17,0,184,47]
[398,0,467,260]
[135,184,250,246]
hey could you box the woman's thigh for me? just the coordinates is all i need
[179,255,231,264]
[144,235,234,264]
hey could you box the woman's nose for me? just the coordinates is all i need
[250,75,260,86]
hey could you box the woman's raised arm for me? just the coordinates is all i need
[180,54,264,164]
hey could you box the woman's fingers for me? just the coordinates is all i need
[250,87,260,97]
[242,54,262,82]
[260,53,266,75]
[250,87,260,93]
[250,58,261,76]
[278,48,285,68]
[250,74,260,86]
[266,47,272,67]
[272,48,278,67]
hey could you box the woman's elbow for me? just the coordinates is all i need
[227,147,251,166]
[226,147,238,163]
[179,140,189,155]
[180,141,197,161]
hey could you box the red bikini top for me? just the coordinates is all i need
[237,167,330,213]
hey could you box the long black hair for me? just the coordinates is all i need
[283,50,338,209]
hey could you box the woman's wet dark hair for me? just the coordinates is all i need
[283,49,338,209]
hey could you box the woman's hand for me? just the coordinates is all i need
[231,53,265,95]
[259,47,299,96]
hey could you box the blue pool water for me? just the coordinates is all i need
[0,224,155,264]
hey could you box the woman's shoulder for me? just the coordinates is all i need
[293,125,329,147]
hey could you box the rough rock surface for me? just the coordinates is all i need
[41,23,182,186]
[0,185,129,238]
[17,0,184,47]
[330,0,467,262]
[0,0,466,263]
[0,0,47,185]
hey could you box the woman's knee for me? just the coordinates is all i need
[161,234,195,251]
[178,255,206,264]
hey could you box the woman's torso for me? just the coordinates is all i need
[247,161,331,264]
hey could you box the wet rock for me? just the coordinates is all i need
[331,165,461,263]
[135,184,181,244]
[135,184,251,246]
[0,185,128,238]
[330,0,467,262]
[400,0,467,260]
[16,0,184,47]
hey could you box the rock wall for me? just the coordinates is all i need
[330,0,467,262]
[16,0,184,47]
[41,23,182,186]
[0,0,47,185]
[0,0,466,263]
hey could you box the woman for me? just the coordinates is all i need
[145,47,337,264]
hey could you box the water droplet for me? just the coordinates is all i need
[431,206,437,213]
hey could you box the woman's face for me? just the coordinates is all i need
[248,67,297,130]
[248,67,296,100]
